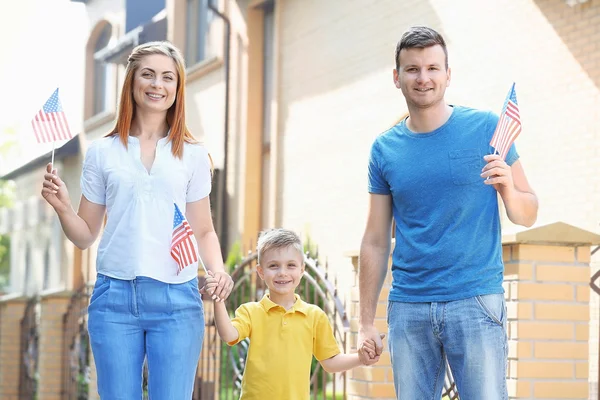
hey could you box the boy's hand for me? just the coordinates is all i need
[210,270,234,301]
[200,271,220,299]
[358,334,385,366]
[200,271,234,302]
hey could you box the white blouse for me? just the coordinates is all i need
[81,135,212,283]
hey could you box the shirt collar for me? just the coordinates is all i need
[259,293,309,315]
[127,131,171,146]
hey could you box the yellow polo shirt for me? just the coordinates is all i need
[228,294,341,400]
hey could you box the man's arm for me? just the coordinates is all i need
[358,193,393,357]
[482,156,538,227]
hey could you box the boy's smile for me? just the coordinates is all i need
[257,246,305,307]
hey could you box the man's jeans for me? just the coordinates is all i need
[387,294,508,400]
[88,274,205,399]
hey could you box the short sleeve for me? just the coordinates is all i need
[312,309,341,361]
[80,140,106,205]
[505,143,519,166]
[229,304,252,346]
[187,146,212,202]
[367,139,391,195]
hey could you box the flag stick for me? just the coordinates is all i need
[197,252,209,274]
[50,140,56,170]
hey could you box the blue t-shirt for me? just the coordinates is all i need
[368,106,518,302]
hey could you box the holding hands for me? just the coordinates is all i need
[201,270,234,302]
[358,325,386,366]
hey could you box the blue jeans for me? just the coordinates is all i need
[88,274,205,399]
[387,294,508,400]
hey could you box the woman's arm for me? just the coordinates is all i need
[41,163,106,249]
[186,196,233,301]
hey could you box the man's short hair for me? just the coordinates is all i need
[395,26,448,70]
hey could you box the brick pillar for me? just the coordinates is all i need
[503,222,600,399]
[0,294,28,400]
[346,252,396,400]
[38,290,72,400]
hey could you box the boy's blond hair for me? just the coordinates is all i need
[256,228,304,265]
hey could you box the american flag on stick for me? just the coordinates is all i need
[171,203,199,274]
[490,83,521,160]
[31,88,72,144]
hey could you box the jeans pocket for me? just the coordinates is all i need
[89,275,111,312]
[475,294,505,326]
[449,148,483,185]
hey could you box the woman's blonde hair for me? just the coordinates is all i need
[107,41,196,158]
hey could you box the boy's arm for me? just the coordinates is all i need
[319,353,363,374]
[320,335,384,373]
[213,301,239,343]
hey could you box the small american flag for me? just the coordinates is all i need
[490,83,521,160]
[171,203,198,274]
[31,88,72,143]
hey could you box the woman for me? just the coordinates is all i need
[41,41,233,399]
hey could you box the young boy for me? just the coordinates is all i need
[203,228,380,399]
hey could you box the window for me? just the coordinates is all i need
[185,0,215,65]
[93,24,114,115]
[126,0,165,33]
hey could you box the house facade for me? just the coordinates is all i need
[1,0,598,398]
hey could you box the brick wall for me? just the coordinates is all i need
[37,290,71,400]
[346,252,395,400]
[504,243,591,398]
[346,222,598,399]
[0,295,28,399]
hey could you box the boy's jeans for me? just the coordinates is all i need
[387,294,508,400]
[88,273,205,400]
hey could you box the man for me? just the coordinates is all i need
[357,26,538,399]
